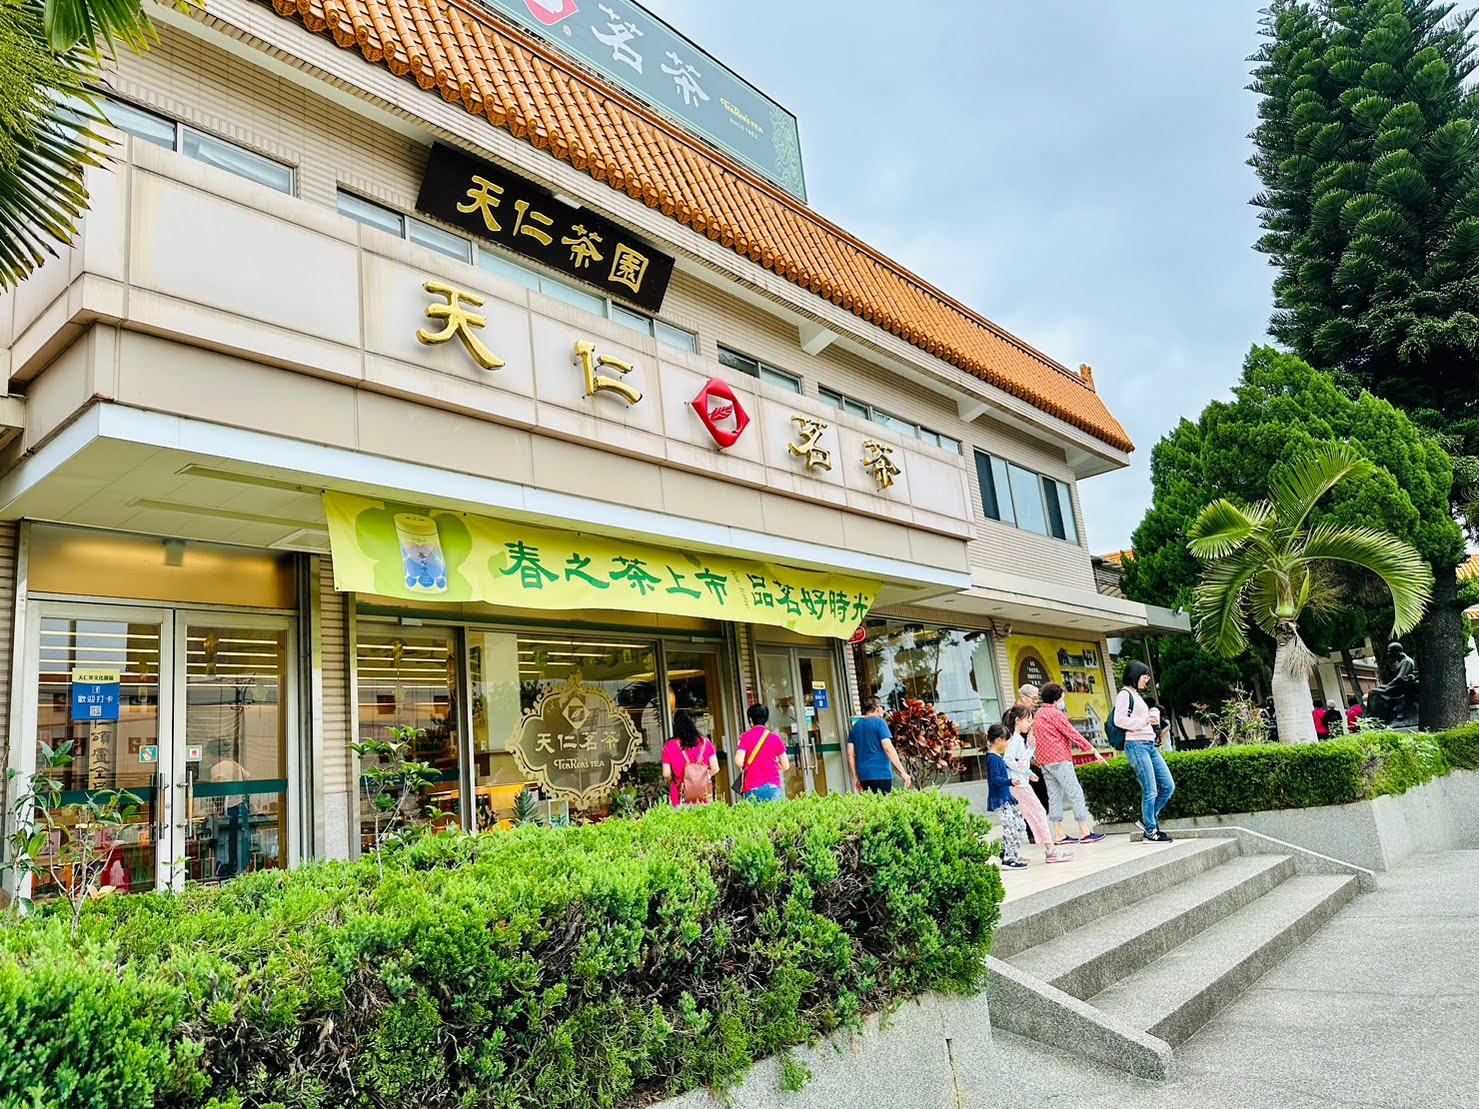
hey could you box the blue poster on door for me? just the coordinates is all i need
[813,688,829,711]
[71,668,121,722]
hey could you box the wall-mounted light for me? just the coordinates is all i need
[163,538,186,567]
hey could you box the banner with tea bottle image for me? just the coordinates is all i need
[1005,634,1113,746]
[322,492,880,639]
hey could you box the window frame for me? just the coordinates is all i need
[717,346,802,393]
[973,450,1080,544]
[820,387,962,454]
[101,96,294,196]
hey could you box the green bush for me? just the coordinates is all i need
[0,791,1001,1109]
[1437,722,1479,770]
[1078,730,1470,824]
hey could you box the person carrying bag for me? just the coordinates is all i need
[1115,661,1176,843]
[734,703,790,802]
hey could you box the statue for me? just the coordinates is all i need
[1366,642,1420,730]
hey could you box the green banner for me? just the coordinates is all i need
[324,493,878,639]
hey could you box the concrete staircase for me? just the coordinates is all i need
[986,834,1367,1078]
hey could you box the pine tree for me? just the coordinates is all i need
[1249,0,1479,727]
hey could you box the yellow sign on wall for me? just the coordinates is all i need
[1006,634,1112,745]
[323,492,879,639]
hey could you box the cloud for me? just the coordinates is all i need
[641,0,1275,550]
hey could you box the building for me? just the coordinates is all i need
[0,0,1176,894]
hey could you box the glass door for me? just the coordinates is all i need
[665,647,733,800]
[755,646,850,797]
[176,617,294,888]
[30,607,171,895]
[798,652,848,796]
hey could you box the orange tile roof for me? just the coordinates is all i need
[1097,549,1133,566]
[1460,553,1479,580]
[265,0,1133,453]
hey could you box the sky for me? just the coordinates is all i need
[640,0,1275,554]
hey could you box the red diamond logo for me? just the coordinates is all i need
[690,378,750,449]
[524,0,578,26]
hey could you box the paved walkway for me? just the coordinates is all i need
[989,850,1479,1107]
[997,832,1177,903]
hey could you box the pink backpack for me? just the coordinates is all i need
[680,743,710,804]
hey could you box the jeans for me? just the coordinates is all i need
[1125,740,1175,832]
[744,783,785,802]
[859,778,893,795]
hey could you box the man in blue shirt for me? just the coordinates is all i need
[847,697,912,793]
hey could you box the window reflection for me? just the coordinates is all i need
[354,628,461,849]
[854,620,1002,779]
[469,632,657,824]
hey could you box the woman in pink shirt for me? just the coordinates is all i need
[661,710,719,806]
[734,703,791,802]
[1033,682,1108,844]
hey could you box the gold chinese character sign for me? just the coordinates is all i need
[509,671,643,808]
[574,339,642,405]
[861,439,901,491]
[417,281,504,370]
[788,416,832,471]
[416,144,676,312]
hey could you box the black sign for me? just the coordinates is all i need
[416,144,675,313]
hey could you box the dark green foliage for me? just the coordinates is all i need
[1078,726,1473,822]
[1251,0,1479,458]
[1122,346,1462,713]
[1436,721,1479,767]
[0,791,1001,1109]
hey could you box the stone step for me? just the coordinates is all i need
[992,837,1241,959]
[1090,873,1360,1046]
[1006,853,1297,1001]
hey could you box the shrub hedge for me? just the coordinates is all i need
[1079,723,1479,825]
[0,790,1001,1109]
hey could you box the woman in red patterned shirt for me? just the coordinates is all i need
[1033,682,1109,844]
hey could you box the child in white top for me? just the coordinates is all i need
[1002,705,1073,864]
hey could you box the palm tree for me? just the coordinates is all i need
[1187,443,1433,744]
[0,0,158,291]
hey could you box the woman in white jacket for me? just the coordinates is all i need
[1115,660,1176,843]
[1002,705,1073,863]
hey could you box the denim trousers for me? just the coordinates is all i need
[744,783,785,802]
[1124,740,1175,831]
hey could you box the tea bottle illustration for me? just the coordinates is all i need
[394,513,448,593]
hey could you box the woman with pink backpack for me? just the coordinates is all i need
[661,710,719,806]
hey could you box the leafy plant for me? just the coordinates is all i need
[1188,443,1433,743]
[3,739,71,915]
[0,791,1002,1109]
[885,699,963,789]
[779,1053,813,1093]
[48,785,141,937]
[511,786,539,827]
[348,724,440,877]
[1191,687,1271,746]
[4,739,140,934]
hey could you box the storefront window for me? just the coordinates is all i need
[468,633,658,823]
[355,628,461,849]
[854,620,1002,776]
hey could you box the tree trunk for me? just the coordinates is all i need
[1418,561,1468,731]
[1273,621,1318,744]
